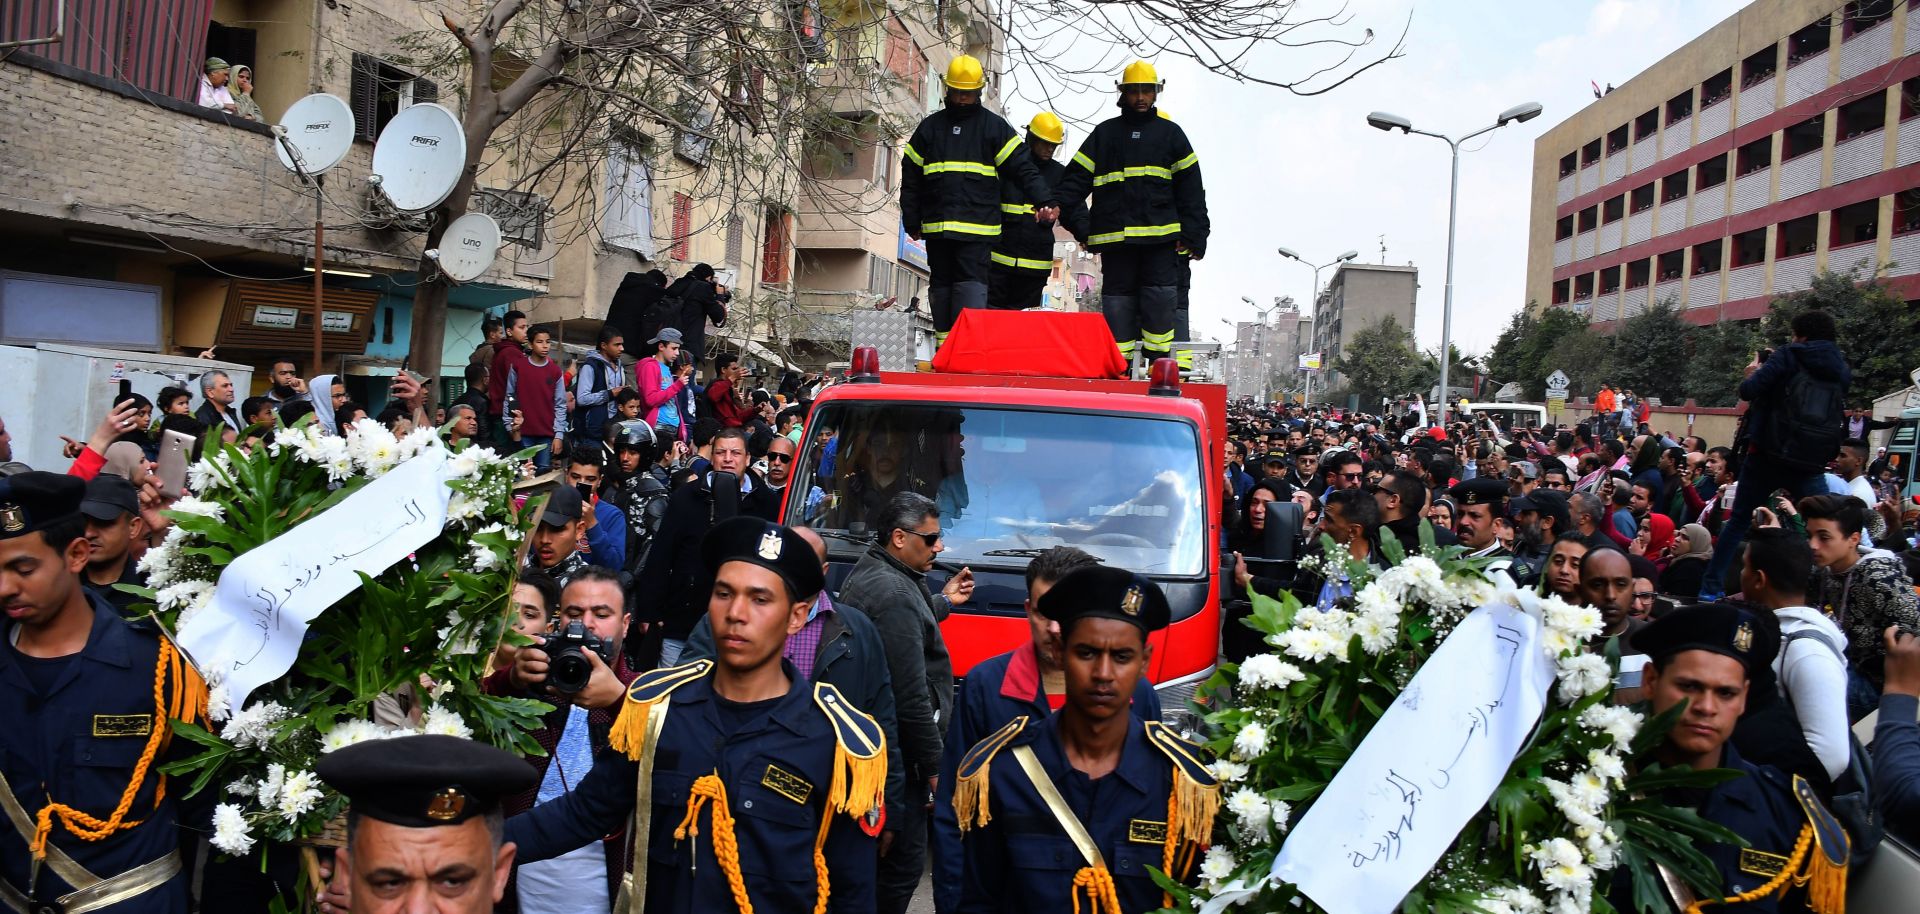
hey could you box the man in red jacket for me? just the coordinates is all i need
[705,353,756,428]
[487,309,532,448]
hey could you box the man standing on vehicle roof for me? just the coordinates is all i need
[988,113,1069,311]
[901,55,1060,349]
[1059,61,1210,370]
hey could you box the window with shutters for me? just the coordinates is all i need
[868,255,892,295]
[349,53,438,142]
[762,208,790,284]
[603,141,655,258]
[725,214,745,267]
[670,193,693,261]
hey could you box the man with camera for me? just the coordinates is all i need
[489,566,639,913]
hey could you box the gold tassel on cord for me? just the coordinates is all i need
[826,729,887,822]
[1685,824,1845,914]
[607,696,652,760]
[953,765,990,835]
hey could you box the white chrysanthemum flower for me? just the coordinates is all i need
[224,701,292,750]
[420,705,473,739]
[1588,750,1627,785]
[1544,779,1605,831]
[468,538,500,572]
[135,536,178,588]
[1226,787,1271,834]
[1541,626,1581,658]
[170,495,225,521]
[1396,555,1448,603]
[1530,838,1593,892]
[156,580,215,614]
[1237,654,1306,691]
[187,452,232,493]
[1584,828,1619,869]
[1275,627,1345,664]
[277,769,324,822]
[1548,890,1590,914]
[321,719,393,754]
[176,584,217,630]
[211,804,255,855]
[1351,612,1397,654]
[1208,759,1250,783]
[1199,844,1237,884]
[447,493,483,524]
[225,778,256,797]
[1268,797,1293,834]
[439,612,483,656]
[256,763,287,809]
[1232,721,1270,760]
[1446,575,1497,609]
[397,427,439,461]
[205,678,232,723]
[1578,705,1642,751]
[350,419,401,476]
[447,449,483,480]
[1555,653,1611,701]
[1354,582,1400,618]
[1486,885,1545,914]
[1569,769,1610,810]
[1542,596,1603,641]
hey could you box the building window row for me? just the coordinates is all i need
[1549,182,1920,307]
[1555,5,1897,182]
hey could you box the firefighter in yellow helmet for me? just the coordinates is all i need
[902,56,1060,346]
[988,113,1068,311]
[1059,61,1210,369]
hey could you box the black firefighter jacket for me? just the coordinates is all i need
[993,153,1067,269]
[902,102,1055,241]
[1059,106,1209,256]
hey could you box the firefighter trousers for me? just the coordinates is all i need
[989,261,1049,310]
[927,237,991,342]
[1100,241,1180,358]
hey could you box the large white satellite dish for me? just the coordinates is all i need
[274,93,355,176]
[435,213,502,283]
[370,103,467,213]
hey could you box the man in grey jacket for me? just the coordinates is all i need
[835,491,975,914]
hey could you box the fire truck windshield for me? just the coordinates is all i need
[789,403,1207,576]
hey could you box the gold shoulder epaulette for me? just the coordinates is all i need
[1144,720,1220,848]
[813,682,887,824]
[953,715,1027,835]
[608,659,711,759]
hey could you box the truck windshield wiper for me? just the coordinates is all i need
[982,548,1047,558]
[817,530,874,547]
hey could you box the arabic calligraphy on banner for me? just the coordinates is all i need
[178,449,453,717]
[1270,603,1556,914]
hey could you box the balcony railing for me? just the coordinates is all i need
[1732,169,1770,215]
[1839,18,1892,81]
[1662,117,1692,159]
[1774,251,1816,292]
[1832,129,1885,184]
[1785,50,1828,105]
[1737,78,1776,126]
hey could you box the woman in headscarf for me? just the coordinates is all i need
[1629,510,1676,574]
[230,65,263,121]
[303,374,339,435]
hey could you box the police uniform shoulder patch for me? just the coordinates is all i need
[624,658,712,704]
[1738,847,1790,878]
[608,659,710,760]
[953,716,1027,835]
[1792,774,1851,869]
[1143,720,1218,789]
[812,681,884,761]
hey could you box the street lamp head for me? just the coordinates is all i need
[1337,250,1359,262]
[1276,247,1301,261]
[1497,102,1544,126]
[1366,111,1412,133]
[1240,295,1256,305]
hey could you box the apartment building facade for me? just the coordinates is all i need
[1224,302,1310,402]
[1313,261,1418,390]
[0,0,553,403]
[1528,0,1920,328]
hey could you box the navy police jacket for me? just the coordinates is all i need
[505,659,882,914]
[931,643,1162,912]
[954,711,1214,914]
[0,592,195,913]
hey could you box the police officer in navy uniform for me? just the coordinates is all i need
[0,472,206,914]
[1621,603,1850,913]
[503,516,886,913]
[1448,476,1513,565]
[930,547,1161,913]
[316,734,537,914]
[952,567,1218,914]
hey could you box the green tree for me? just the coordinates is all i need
[1332,315,1425,406]
[1683,319,1758,407]
[1609,299,1690,403]
[1763,270,1920,407]
[1485,305,1594,398]
[1544,326,1614,401]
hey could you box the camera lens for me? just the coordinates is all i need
[550,650,591,694]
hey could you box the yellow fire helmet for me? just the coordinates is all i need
[944,55,987,91]
[1027,111,1066,144]
[1119,59,1163,90]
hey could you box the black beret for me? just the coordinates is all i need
[1631,602,1779,679]
[700,516,824,602]
[1448,476,1508,508]
[1036,566,1170,635]
[0,471,84,541]
[315,734,534,828]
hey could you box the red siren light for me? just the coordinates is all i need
[849,346,881,382]
[1146,358,1181,396]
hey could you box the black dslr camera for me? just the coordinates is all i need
[545,621,613,694]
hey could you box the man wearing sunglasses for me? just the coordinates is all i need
[1319,449,1365,494]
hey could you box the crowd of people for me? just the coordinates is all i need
[5,302,1920,913]
[1219,306,1918,906]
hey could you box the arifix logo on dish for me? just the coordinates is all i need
[304,121,331,132]
[410,134,442,147]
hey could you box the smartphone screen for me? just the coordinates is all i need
[118,378,133,402]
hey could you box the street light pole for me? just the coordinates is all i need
[1366,102,1542,427]
[1276,248,1358,406]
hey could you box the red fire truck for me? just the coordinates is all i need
[777,315,1227,724]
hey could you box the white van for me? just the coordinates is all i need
[1457,401,1549,431]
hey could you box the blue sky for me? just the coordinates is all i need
[1013,0,1751,366]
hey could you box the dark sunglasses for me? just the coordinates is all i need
[767,452,794,463]
[905,528,943,547]
[1337,471,1364,481]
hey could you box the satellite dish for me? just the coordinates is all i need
[370,103,467,213]
[274,93,355,176]
[436,213,501,283]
